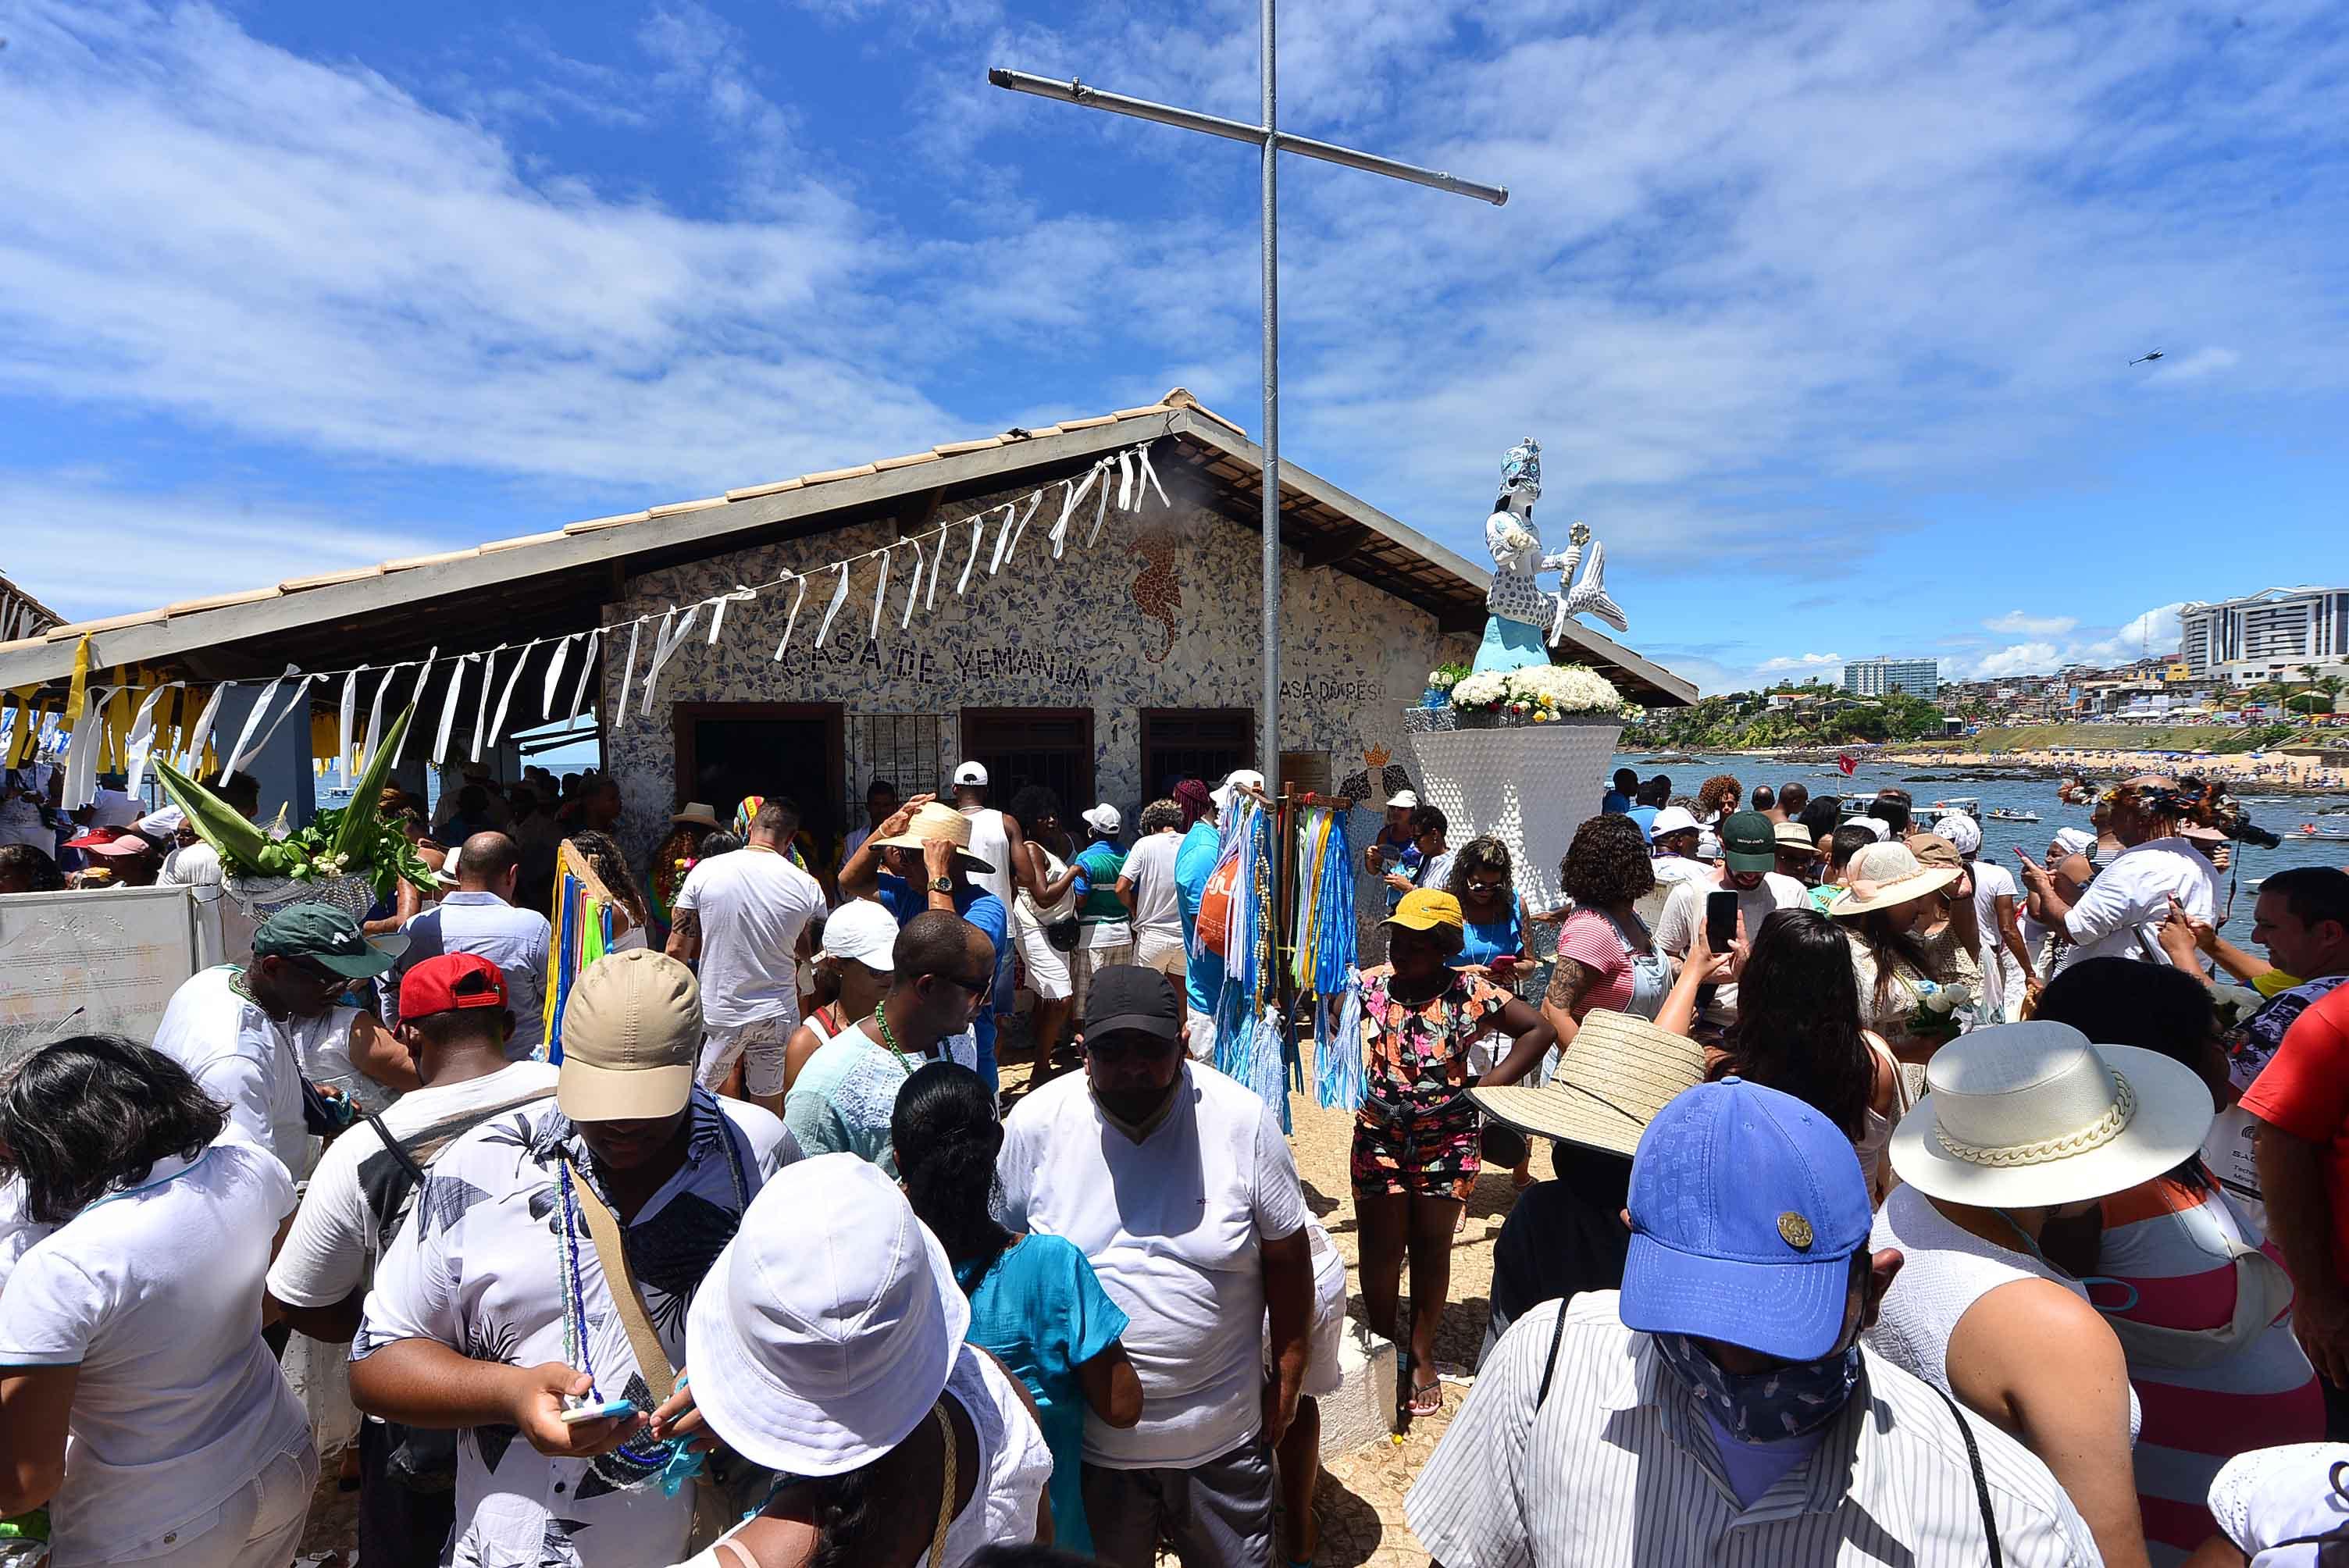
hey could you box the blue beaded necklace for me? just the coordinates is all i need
[554,1157,678,1474]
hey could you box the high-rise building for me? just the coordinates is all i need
[1841,657,1940,699]
[2179,588,2349,685]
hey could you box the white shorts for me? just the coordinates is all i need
[1014,918,1073,1001]
[697,1014,792,1098]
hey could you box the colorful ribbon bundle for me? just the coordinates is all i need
[541,860,615,1065]
[1288,804,1365,1111]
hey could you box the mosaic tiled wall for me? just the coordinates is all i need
[601,473,1477,892]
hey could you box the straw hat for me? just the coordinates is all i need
[870,802,995,874]
[669,802,722,829]
[1827,841,1959,918]
[685,1155,969,1477]
[1470,1010,1706,1160]
[1888,1021,2214,1208]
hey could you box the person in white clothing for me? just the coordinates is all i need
[781,897,898,1092]
[1934,812,2035,1022]
[1652,811,1807,1040]
[1115,799,1187,980]
[266,952,558,1568]
[151,902,414,1174]
[2017,775,2216,976]
[0,1036,315,1567]
[650,1155,1052,1567]
[953,762,1022,1034]
[1868,1019,2218,1568]
[383,830,554,1058]
[668,798,827,1117]
[996,965,1314,1568]
[1645,805,1716,895]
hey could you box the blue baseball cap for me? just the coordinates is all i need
[1619,1078,1872,1361]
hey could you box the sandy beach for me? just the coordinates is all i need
[1880,746,2349,793]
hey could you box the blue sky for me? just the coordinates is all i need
[3,0,2346,694]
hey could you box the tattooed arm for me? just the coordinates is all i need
[665,907,702,964]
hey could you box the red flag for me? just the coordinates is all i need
[1837,753,1857,777]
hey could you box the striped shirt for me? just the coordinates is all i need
[1406,1292,2100,1567]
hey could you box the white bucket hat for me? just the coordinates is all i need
[817,899,899,972]
[1889,1021,2215,1209]
[684,1154,969,1477]
[1827,840,1960,918]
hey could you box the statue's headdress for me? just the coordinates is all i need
[1499,437,1542,501]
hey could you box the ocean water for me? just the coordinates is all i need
[1613,751,2349,946]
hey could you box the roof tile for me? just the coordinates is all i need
[480,530,569,554]
[1111,403,1171,419]
[930,437,1004,456]
[40,608,168,638]
[1057,415,1117,431]
[278,565,385,592]
[381,547,481,572]
[565,511,651,535]
[873,451,943,472]
[159,586,283,615]
[725,478,804,501]
[646,496,727,519]
[801,463,879,485]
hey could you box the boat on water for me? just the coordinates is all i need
[1987,807,2041,824]
[2290,825,2349,842]
[1839,794,1983,823]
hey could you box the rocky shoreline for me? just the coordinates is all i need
[1670,746,2349,799]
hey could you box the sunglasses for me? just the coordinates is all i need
[921,971,991,997]
[1463,879,1507,896]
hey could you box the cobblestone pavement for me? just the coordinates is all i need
[298,1025,1545,1564]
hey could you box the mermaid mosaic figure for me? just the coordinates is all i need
[1473,437,1628,673]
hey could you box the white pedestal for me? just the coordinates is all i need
[1408,718,1624,911]
[1316,1321,1399,1456]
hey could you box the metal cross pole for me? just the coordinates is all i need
[990,6,1506,796]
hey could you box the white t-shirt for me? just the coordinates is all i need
[963,807,1015,911]
[1121,832,1184,940]
[674,847,826,1031]
[150,965,358,1175]
[1650,855,1714,895]
[2055,836,2215,973]
[1969,859,2022,1021]
[266,1060,559,1310]
[0,1132,310,1565]
[996,1065,1309,1469]
[1652,872,1808,1028]
[88,786,141,829]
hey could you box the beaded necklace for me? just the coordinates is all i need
[554,1156,679,1473]
[872,1005,927,1078]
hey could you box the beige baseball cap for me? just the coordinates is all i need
[557,949,703,1122]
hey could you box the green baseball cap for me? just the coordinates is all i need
[1720,811,1778,874]
[252,903,398,978]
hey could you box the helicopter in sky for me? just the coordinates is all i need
[2129,349,2165,366]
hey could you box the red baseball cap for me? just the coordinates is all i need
[66,827,153,856]
[400,952,508,1017]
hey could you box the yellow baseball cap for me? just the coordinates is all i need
[1386,888,1465,932]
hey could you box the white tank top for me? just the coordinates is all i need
[1866,1182,2141,1439]
[962,808,1014,910]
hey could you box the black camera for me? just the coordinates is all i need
[2161,777,2282,850]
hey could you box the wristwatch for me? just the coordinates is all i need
[930,875,955,894]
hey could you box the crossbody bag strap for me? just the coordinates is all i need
[1924,1374,2004,1568]
[927,1403,957,1566]
[560,1152,675,1404]
[362,1107,426,1183]
[1536,1300,1571,1407]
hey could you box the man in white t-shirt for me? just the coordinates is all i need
[2018,775,2215,975]
[668,798,826,1117]
[267,952,557,1568]
[1646,806,1716,896]
[951,761,1021,1029]
[1117,798,1188,979]
[1934,812,2034,1023]
[1652,812,1806,1039]
[383,831,553,1058]
[151,903,415,1174]
[997,965,1313,1568]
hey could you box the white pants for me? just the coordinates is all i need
[115,1442,315,1568]
[697,1014,791,1099]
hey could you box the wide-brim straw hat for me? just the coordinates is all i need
[1889,1020,2214,1208]
[670,802,722,829]
[1827,840,1960,918]
[1472,1009,1706,1160]
[871,802,994,875]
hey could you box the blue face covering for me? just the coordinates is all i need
[1651,1331,1862,1444]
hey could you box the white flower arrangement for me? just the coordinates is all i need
[1442,663,1631,721]
[1427,668,1460,690]
[2212,985,2265,1030]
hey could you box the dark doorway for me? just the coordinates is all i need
[960,707,1095,812]
[1140,708,1254,800]
[673,703,845,854]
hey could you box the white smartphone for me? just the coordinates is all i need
[558,1397,636,1425]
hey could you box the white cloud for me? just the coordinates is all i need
[1966,642,2066,679]
[1755,653,1845,676]
[1943,601,2189,680]
[1984,611,2079,636]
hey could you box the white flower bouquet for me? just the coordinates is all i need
[1906,978,1974,1044]
[1442,663,1631,722]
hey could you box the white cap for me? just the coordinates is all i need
[685,1155,969,1476]
[1650,806,1700,838]
[1387,789,1420,810]
[2054,827,2096,856]
[137,805,186,837]
[1081,802,1122,836]
[1934,813,1983,857]
[1848,815,1892,843]
[951,761,989,788]
[1211,769,1266,812]
[818,900,898,971]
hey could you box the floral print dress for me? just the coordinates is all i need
[1351,964,1517,1201]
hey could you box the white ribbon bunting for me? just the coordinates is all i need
[61,686,118,810]
[1117,449,1135,511]
[1003,492,1043,566]
[956,511,984,594]
[470,645,505,764]
[986,503,1018,576]
[1050,469,1100,560]
[228,673,318,780]
[392,653,437,768]
[814,562,852,648]
[335,668,362,789]
[540,636,573,721]
[707,586,754,647]
[641,604,700,718]
[219,668,293,783]
[178,682,229,774]
[487,640,535,750]
[433,654,479,764]
[900,540,925,630]
[1085,468,1116,547]
[358,664,397,776]
[123,682,178,798]
[615,617,647,732]
[771,575,808,661]
[564,631,599,723]
[1136,444,1169,508]
[868,549,890,642]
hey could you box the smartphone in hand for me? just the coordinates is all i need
[1706,890,1739,954]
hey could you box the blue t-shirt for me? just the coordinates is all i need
[874,874,1009,1056]
[1624,806,1659,843]
[1173,821,1224,1015]
[1454,902,1527,970]
[1602,789,1633,814]
[957,1233,1129,1556]
[1071,840,1128,925]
